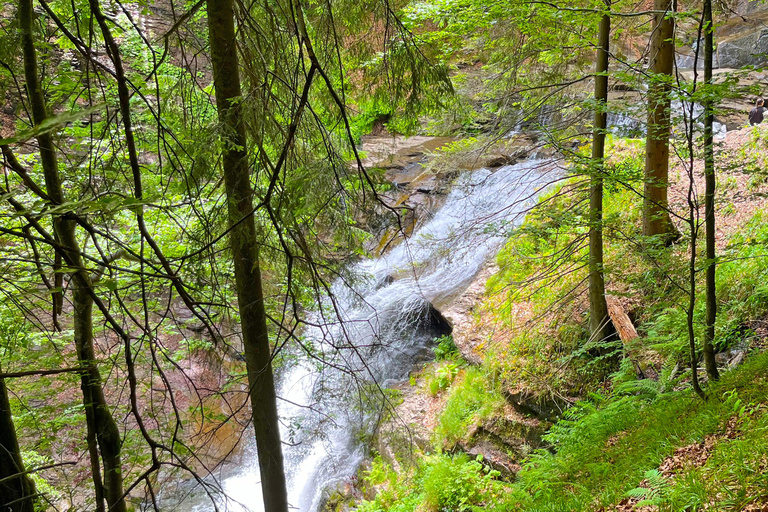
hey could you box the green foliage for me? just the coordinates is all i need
[604,138,644,193]
[358,454,501,512]
[433,334,459,360]
[362,355,768,511]
[435,367,503,445]
[626,469,672,507]
[22,451,62,505]
[421,454,501,511]
[427,362,460,395]
[504,353,768,510]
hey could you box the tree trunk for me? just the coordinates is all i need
[18,2,125,510]
[206,0,289,510]
[0,377,36,512]
[589,0,616,344]
[643,0,677,242]
[687,221,706,400]
[703,0,720,381]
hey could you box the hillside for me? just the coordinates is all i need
[341,117,768,512]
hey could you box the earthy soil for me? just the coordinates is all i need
[668,123,768,251]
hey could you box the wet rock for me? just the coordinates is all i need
[359,136,457,257]
[375,383,435,468]
[359,135,455,172]
[378,274,395,288]
[440,264,498,365]
[319,476,364,512]
[410,171,443,195]
[482,147,531,168]
[485,153,520,168]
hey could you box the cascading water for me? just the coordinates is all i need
[168,158,554,512]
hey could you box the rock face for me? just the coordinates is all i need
[457,405,550,481]
[711,2,768,69]
[718,28,768,69]
[672,2,768,70]
[359,135,540,257]
[358,136,456,257]
[440,264,498,365]
[425,302,453,338]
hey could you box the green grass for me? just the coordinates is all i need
[358,453,503,512]
[434,367,504,446]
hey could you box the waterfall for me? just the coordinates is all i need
[164,158,555,512]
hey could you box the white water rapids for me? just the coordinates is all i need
[164,158,554,512]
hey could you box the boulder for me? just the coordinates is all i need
[455,406,549,481]
[715,339,750,369]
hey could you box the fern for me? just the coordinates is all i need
[627,469,672,506]
[614,378,661,400]
[614,358,682,400]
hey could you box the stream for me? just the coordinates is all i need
[164,157,554,512]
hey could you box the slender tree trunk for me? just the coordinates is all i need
[589,0,616,344]
[687,219,706,400]
[702,0,720,381]
[643,0,677,242]
[18,2,125,510]
[0,377,36,512]
[206,1,289,510]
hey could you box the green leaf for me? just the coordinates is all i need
[0,104,105,145]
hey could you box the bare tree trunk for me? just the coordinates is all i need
[0,377,36,512]
[206,0,289,510]
[18,2,125,510]
[589,0,616,344]
[643,0,677,243]
[702,0,720,381]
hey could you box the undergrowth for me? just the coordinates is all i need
[358,352,768,511]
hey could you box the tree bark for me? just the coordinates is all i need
[0,377,36,512]
[643,0,677,242]
[589,0,616,344]
[206,0,289,510]
[18,2,124,510]
[703,0,720,381]
[687,221,706,400]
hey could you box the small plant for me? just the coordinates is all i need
[627,469,672,507]
[428,362,461,395]
[22,451,62,503]
[434,334,459,360]
[421,454,501,511]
